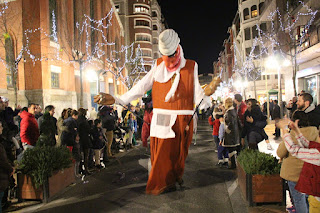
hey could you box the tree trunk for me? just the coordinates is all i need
[79,61,84,107]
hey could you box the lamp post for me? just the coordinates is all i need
[265,56,291,118]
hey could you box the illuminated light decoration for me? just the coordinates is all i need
[0,2,151,92]
[231,1,317,85]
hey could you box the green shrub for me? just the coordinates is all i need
[237,149,280,175]
[18,145,72,188]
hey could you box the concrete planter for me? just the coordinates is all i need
[237,161,285,206]
[18,163,75,202]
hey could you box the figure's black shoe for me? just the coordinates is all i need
[164,185,177,193]
[177,178,184,186]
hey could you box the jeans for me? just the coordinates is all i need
[0,191,4,213]
[217,145,228,160]
[213,135,219,150]
[247,131,264,149]
[288,180,309,213]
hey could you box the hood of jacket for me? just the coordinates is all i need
[20,110,35,119]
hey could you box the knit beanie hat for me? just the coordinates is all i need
[159,29,180,56]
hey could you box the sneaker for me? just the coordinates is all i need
[267,143,273,150]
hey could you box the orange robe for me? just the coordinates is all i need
[146,58,195,195]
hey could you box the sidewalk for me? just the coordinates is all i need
[4,142,141,213]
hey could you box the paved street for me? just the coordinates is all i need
[10,119,287,213]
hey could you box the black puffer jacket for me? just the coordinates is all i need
[0,141,13,192]
[77,115,92,149]
[223,107,240,147]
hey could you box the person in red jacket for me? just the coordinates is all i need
[208,109,223,152]
[277,118,320,212]
[20,103,39,149]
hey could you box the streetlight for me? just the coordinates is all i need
[265,55,291,118]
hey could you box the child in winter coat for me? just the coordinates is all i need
[208,109,223,152]
[218,116,229,167]
[91,119,106,169]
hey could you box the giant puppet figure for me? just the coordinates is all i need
[115,29,211,195]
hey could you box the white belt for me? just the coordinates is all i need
[153,108,194,115]
[150,108,194,139]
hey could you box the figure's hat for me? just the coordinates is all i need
[159,29,180,56]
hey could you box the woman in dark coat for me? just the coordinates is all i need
[222,98,240,169]
[77,108,92,175]
[0,121,14,213]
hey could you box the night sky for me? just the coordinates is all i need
[158,1,238,74]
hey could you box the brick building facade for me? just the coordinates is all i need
[0,0,126,115]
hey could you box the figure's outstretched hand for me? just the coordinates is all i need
[185,125,189,132]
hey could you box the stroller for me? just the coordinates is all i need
[113,124,127,152]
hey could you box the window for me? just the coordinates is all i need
[49,0,58,41]
[134,5,149,14]
[243,8,250,20]
[51,72,59,88]
[5,35,14,87]
[260,23,267,32]
[115,4,120,13]
[135,19,150,27]
[296,25,309,41]
[253,46,260,57]
[245,47,251,56]
[154,53,159,58]
[137,49,151,57]
[153,38,158,44]
[153,25,158,30]
[141,49,151,57]
[262,75,270,80]
[136,34,151,42]
[152,11,157,17]
[251,5,258,18]
[252,26,258,38]
[259,2,264,15]
[244,28,251,40]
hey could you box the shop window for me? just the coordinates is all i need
[251,5,258,18]
[243,8,250,20]
[305,76,317,105]
[135,19,150,27]
[259,2,264,15]
[245,28,251,40]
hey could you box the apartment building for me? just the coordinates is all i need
[113,0,166,75]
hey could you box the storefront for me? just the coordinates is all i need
[297,65,320,106]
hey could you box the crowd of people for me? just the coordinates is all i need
[206,91,320,212]
[1,88,320,211]
[0,96,149,211]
